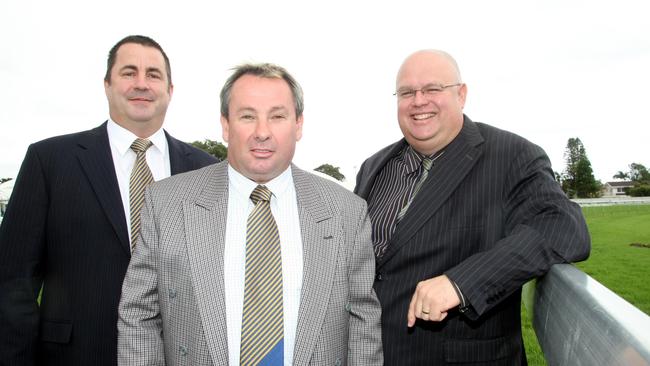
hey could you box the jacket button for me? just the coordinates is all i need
[334,358,342,366]
[345,303,351,312]
[179,345,188,356]
[375,273,383,281]
[169,289,177,299]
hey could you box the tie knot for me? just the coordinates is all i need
[131,138,153,154]
[250,185,272,204]
[421,157,433,171]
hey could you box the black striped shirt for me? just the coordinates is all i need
[367,145,442,257]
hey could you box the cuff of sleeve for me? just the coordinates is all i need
[450,279,469,312]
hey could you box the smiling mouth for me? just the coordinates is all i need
[412,112,436,120]
[251,148,274,157]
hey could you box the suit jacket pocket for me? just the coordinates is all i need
[40,320,72,343]
[444,336,516,363]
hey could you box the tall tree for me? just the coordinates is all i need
[628,163,650,184]
[189,139,227,160]
[314,164,345,181]
[561,138,600,198]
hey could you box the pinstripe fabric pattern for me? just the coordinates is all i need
[129,138,154,248]
[396,157,432,223]
[240,185,284,366]
[355,116,590,365]
[0,122,216,366]
[117,162,383,365]
[368,146,444,258]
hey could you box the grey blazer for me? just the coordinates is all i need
[117,161,383,366]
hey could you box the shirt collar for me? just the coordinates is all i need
[400,144,445,176]
[106,119,167,156]
[227,164,293,203]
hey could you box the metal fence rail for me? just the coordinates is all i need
[523,264,650,366]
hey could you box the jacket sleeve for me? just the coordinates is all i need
[0,145,48,366]
[117,188,165,365]
[347,203,383,365]
[445,142,591,318]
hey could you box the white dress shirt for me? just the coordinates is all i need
[224,165,304,366]
[106,119,171,247]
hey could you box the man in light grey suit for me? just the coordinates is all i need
[117,63,382,365]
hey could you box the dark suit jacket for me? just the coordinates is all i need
[354,116,590,365]
[0,122,217,366]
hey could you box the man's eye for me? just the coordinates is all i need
[122,71,136,77]
[271,114,287,120]
[424,87,443,94]
[399,90,415,98]
[148,73,161,79]
[241,115,255,120]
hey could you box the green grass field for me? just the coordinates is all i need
[522,204,650,365]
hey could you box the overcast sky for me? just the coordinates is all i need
[1,0,648,189]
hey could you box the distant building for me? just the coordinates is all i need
[601,181,634,197]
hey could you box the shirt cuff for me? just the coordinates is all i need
[450,279,469,311]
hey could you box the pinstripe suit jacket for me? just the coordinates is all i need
[0,122,217,366]
[354,116,590,365]
[117,161,383,365]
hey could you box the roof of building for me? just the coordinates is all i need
[606,181,634,187]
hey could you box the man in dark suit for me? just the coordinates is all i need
[354,49,591,365]
[0,35,216,366]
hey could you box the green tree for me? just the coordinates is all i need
[0,178,12,184]
[190,139,227,160]
[314,164,345,181]
[561,138,600,198]
[612,171,629,180]
[628,163,650,184]
[618,162,650,197]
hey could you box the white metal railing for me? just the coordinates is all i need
[523,264,650,366]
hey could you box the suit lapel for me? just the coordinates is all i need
[75,122,130,254]
[377,117,485,268]
[355,140,406,199]
[291,167,339,365]
[182,162,230,365]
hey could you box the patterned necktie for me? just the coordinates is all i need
[396,157,433,224]
[129,138,154,249]
[240,185,284,366]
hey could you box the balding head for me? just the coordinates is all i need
[397,49,462,89]
[395,49,467,155]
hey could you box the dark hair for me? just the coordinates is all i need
[220,63,304,118]
[104,35,172,86]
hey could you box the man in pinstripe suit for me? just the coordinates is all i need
[354,50,591,365]
[117,63,383,365]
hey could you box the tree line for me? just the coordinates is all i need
[557,137,649,198]
[188,139,647,197]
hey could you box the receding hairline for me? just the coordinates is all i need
[397,49,463,85]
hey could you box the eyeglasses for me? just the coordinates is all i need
[394,83,461,100]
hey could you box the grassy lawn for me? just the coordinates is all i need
[522,204,650,365]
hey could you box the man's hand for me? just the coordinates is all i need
[407,275,460,327]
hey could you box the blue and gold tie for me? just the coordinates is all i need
[129,138,154,249]
[240,185,284,365]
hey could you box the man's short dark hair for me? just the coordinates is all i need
[104,35,172,86]
[220,63,304,118]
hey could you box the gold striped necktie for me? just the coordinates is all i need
[240,185,284,366]
[129,138,154,250]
